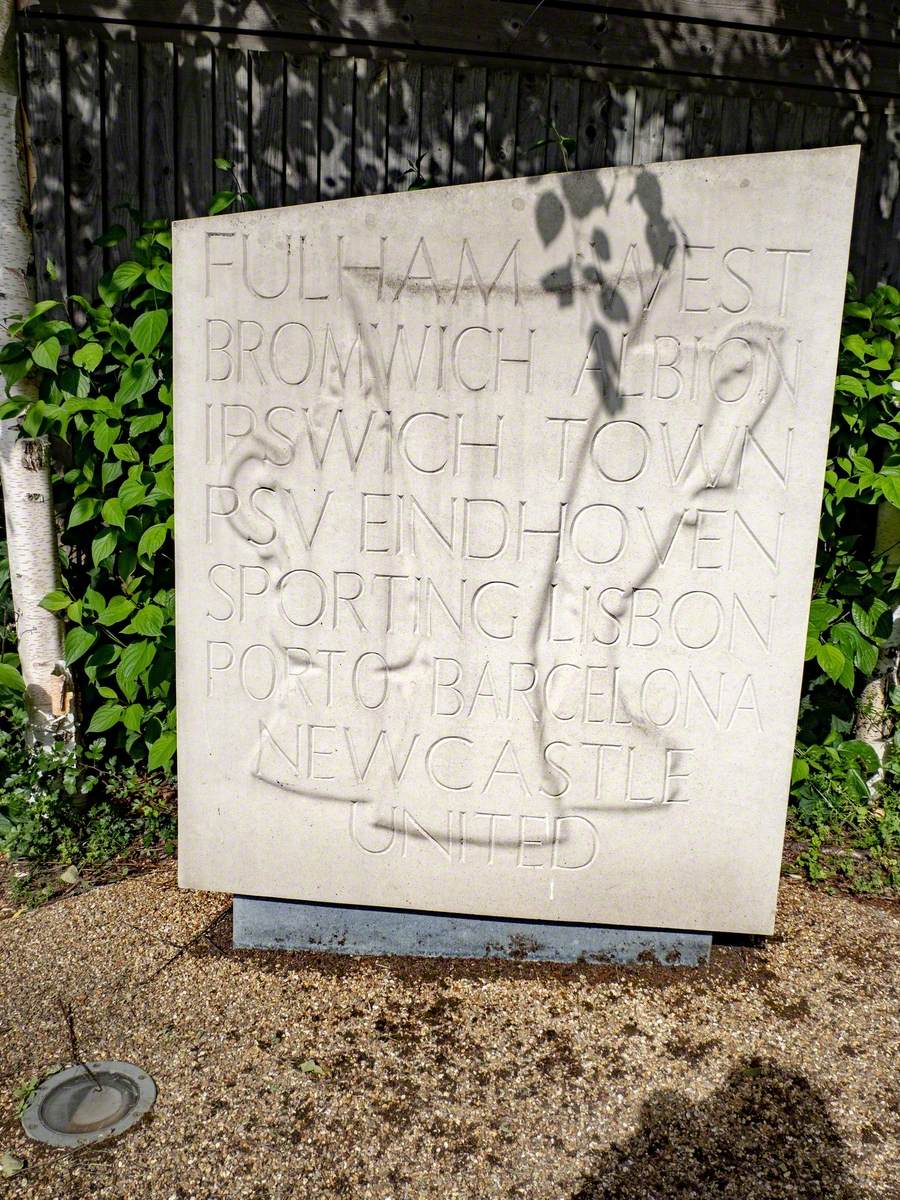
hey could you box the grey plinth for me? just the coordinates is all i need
[233,896,712,966]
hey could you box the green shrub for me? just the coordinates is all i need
[0,213,177,772]
[798,280,900,719]
[0,705,175,865]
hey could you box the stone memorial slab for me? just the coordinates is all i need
[174,146,859,937]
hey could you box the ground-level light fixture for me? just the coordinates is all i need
[20,1061,156,1148]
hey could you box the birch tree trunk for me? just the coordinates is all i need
[0,0,72,746]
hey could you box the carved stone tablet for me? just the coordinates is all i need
[174,147,858,935]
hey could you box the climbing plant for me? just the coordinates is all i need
[800,280,900,702]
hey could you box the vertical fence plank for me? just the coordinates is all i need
[577,80,611,170]
[608,85,636,165]
[101,41,138,265]
[451,66,486,184]
[419,64,453,186]
[353,58,387,195]
[140,42,174,221]
[515,72,549,176]
[801,104,832,148]
[748,99,778,152]
[546,76,579,171]
[176,45,214,218]
[689,93,724,157]
[662,91,693,161]
[320,58,355,199]
[633,87,665,165]
[864,104,899,288]
[849,107,881,282]
[828,104,857,147]
[20,32,68,300]
[719,95,751,155]
[65,36,103,299]
[484,69,517,180]
[215,48,250,195]
[775,100,804,149]
[387,61,421,190]
[250,51,285,209]
[285,54,319,204]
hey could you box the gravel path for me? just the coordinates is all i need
[0,866,897,1200]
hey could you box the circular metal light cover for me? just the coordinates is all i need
[20,1061,156,1148]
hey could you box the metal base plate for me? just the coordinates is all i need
[20,1061,157,1148]
[233,896,711,965]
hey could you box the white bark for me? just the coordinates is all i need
[0,0,73,745]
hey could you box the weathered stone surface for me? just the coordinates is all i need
[174,146,858,934]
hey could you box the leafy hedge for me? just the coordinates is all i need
[0,214,176,772]
[801,281,900,697]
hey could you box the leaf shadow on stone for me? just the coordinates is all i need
[572,1058,865,1200]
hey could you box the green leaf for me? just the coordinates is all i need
[39,589,71,613]
[87,702,125,733]
[73,341,104,371]
[138,523,168,558]
[842,739,882,776]
[92,529,118,566]
[851,598,890,638]
[790,757,810,785]
[843,302,872,319]
[208,190,236,215]
[94,223,127,247]
[93,420,120,453]
[68,496,100,528]
[24,299,62,321]
[116,360,156,405]
[65,625,97,664]
[123,703,144,732]
[125,604,164,636]
[214,157,233,171]
[0,662,25,691]
[101,497,126,528]
[808,598,840,635]
[112,442,141,463]
[854,637,879,676]
[118,478,147,511]
[116,640,156,694]
[816,642,847,684]
[834,375,866,398]
[145,262,172,292]
[148,730,176,771]
[842,333,869,360]
[96,595,135,626]
[879,475,900,507]
[130,411,165,437]
[32,336,61,372]
[111,260,145,290]
[131,309,168,357]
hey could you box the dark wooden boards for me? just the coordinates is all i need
[18,29,900,304]
[18,1,900,99]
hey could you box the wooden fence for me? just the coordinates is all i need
[15,1,900,304]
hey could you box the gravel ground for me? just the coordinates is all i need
[0,866,897,1200]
